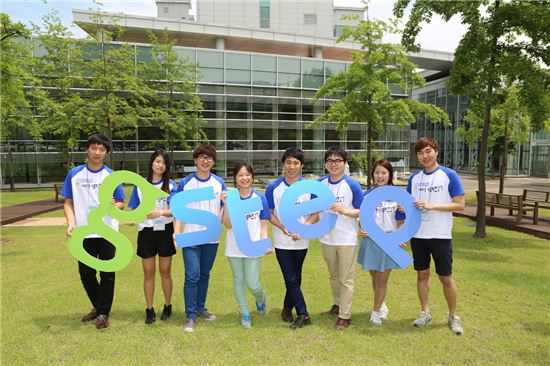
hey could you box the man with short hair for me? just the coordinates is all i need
[173,144,226,333]
[407,137,465,335]
[265,147,312,330]
[61,133,125,329]
[318,146,363,330]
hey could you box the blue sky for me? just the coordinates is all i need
[2,0,466,52]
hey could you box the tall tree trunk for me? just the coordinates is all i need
[7,140,15,192]
[366,121,373,188]
[366,98,373,188]
[122,138,126,170]
[475,0,500,238]
[499,116,509,194]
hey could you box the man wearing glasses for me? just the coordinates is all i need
[173,144,227,332]
[317,146,363,329]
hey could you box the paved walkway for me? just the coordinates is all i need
[457,174,549,196]
[0,199,64,226]
[4,217,67,227]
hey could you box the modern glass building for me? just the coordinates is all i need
[412,77,550,178]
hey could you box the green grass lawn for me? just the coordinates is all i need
[1,217,548,365]
[0,189,54,207]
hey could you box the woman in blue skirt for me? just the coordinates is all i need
[357,159,406,326]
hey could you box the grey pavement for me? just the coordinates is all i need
[458,173,550,195]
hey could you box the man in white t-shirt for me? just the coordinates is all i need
[407,137,465,335]
[173,144,227,333]
[318,146,363,330]
[265,147,313,330]
[61,134,125,330]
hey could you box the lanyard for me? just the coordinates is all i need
[418,171,436,202]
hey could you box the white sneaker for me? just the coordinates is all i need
[240,313,252,328]
[448,315,464,335]
[183,317,196,332]
[380,303,389,320]
[413,311,432,327]
[370,311,383,326]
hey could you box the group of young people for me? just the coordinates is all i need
[62,134,465,335]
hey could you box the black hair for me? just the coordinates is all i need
[282,147,305,164]
[324,146,348,162]
[193,144,217,161]
[232,161,254,188]
[86,133,111,153]
[371,159,394,186]
[147,149,171,193]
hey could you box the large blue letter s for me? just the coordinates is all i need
[171,186,222,248]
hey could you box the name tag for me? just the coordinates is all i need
[420,209,431,222]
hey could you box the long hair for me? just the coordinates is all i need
[147,149,171,193]
[232,161,254,188]
[371,159,394,186]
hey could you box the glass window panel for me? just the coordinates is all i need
[302,129,314,140]
[227,128,248,140]
[348,129,361,140]
[252,71,276,86]
[278,129,297,140]
[325,61,346,76]
[278,73,301,87]
[278,88,301,97]
[278,57,300,73]
[303,59,324,75]
[325,129,339,140]
[278,102,298,113]
[252,141,273,150]
[389,83,407,95]
[175,48,196,63]
[226,86,251,95]
[136,46,152,63]
[199,68,224,83]
[253,101,273,112]
[199,84,224,94]
[226,69,251,85]
[226,101,248,111]
[253,128,273,140]
[302,75,324,89]
[252,87,276,96]
[252,55,276,72]
[197,50,223,68]
[227,112,248,119]
[226,53,250,70]
[347,141,362,150]
[302,90,316,98]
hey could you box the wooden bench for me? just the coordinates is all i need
[523,189,550,224]
[478,191,537,224]
[54,184,63,202]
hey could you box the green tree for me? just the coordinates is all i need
[350,150,384,179]
[143,30,206,174]
[459,85,531,193]
[32,11,86,170]
[0,13,44,191]
[394,0,550,237]
[311,14,449,187]
[78,10,156,168]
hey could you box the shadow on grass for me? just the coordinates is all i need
[458,249,513,264]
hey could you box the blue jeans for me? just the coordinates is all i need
[182,243,219,319]
[275,248,308,316]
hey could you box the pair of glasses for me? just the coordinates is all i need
[326,159,344,165]
[197,154,214,162]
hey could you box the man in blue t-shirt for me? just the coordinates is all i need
[407,137,465,335]
[61,134,125,330]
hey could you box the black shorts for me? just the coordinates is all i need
[137,222,176,258]
[410,238,453,276]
